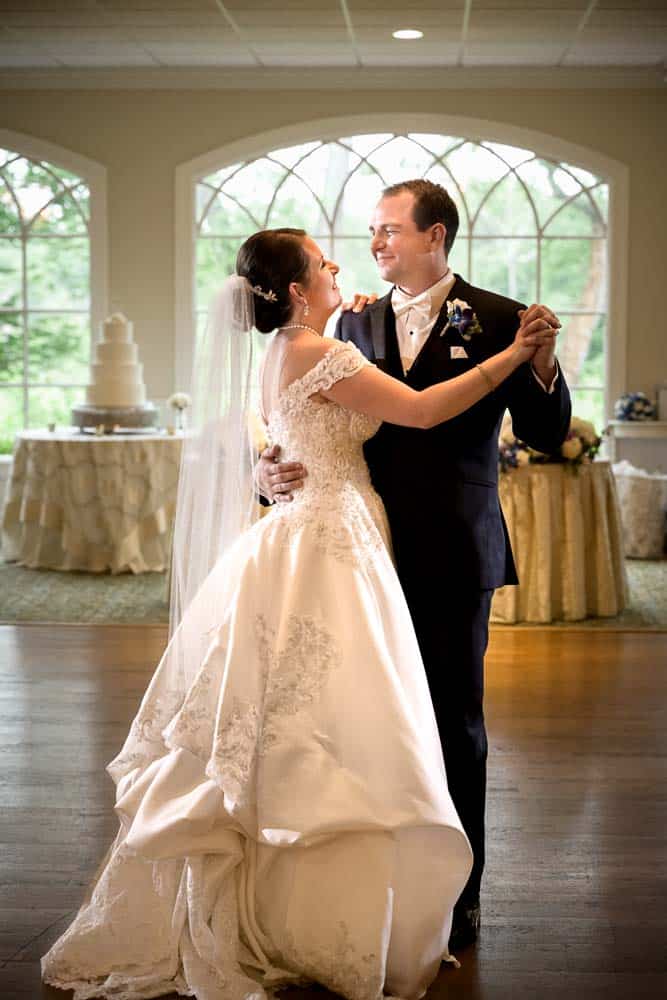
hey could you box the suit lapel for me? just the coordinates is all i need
[368,293,404,380]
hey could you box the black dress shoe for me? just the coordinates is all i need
[447,900,481,951]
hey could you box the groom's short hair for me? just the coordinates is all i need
[382,179,459,255]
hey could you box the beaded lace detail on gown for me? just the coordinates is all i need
[40,340,473,1000]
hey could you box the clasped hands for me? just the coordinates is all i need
[256,299,561,504]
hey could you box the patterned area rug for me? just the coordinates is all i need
[0,559,665,630]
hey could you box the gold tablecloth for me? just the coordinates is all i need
[491,461,628,623]
[1,431,183,574]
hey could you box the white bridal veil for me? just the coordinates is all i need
[167,275,265,688]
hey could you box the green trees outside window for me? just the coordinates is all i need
[0,148,91,453]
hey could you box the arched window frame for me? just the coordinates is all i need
[0,128,108,429]
[175,113,629,420]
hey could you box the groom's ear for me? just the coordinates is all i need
[429,222,446,249]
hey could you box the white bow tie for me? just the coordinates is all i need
[391,286,433,321]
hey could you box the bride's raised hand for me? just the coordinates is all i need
[341,292,379,313]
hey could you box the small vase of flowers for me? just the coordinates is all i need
[167,392,192,432]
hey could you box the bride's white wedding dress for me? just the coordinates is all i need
[41,340,473,1000]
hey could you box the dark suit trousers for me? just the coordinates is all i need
[400,574,493,906]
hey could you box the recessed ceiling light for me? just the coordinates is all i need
[392,29,424,41]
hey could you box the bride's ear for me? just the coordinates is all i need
[288,281,307,311]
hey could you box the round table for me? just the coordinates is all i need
[490,460,628,623]
[1,429,183,574]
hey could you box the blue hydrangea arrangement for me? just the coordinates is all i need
[613,392,656,421]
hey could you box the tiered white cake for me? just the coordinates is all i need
[86,313,146,407]
[72,312,158,429]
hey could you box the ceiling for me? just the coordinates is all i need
[0,0,666,78]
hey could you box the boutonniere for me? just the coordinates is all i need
[440,299,483,340]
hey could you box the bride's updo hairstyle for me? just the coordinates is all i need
[236,228,310,334]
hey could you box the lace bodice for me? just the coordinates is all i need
[265,340,390,558]
[266,339,381,503]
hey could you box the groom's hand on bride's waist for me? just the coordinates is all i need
[256,444,307,504]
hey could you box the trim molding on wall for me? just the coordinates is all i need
[175,111,629,418]
[0,66,663,91]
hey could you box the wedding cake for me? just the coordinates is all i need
[72,312,158,429]
[86,313,146,407]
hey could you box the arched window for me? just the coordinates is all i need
[0,135,106,448]
[192,131,611,429]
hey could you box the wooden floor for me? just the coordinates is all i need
[1,624,665,1000]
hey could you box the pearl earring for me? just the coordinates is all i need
[303,300,310,317]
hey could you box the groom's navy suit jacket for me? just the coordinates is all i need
[335,275,572,593]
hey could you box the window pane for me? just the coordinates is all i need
[28,312,90,383]
[196,239,237,309]
[28,385,82,429]
[570,388,604,433]
[338,134,393,158]
[221,160,288,228]
[409,133,460,158]
[0,387,25,449]
[0,238,23,310]
[266,173,327,232]
[471,237,537,303]
[292,143,361,224]
[28,187,88,236]
[332,238,387,301]
[198,186,259,236]
[515,158,582,231]
[0,312,23,382]
[475,171,537,235]
[448,236,469,277]
[558,314,605,389]
[0,176,21,234]
[447,142,509,221]
[543,191,606,237]
[26,237,90,310]
[366,135,433,185]
[540,238,607,312]
[423,163,470,235]
[268,141,321,169]
[335,162,384,233]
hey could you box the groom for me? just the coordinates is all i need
[258,179,571,950]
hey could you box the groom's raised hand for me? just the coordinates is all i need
[341,292,379,313]
[517,304,561,384]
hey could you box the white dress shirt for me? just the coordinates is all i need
[390,271,559,393]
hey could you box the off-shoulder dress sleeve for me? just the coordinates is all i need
[297,340,372,398]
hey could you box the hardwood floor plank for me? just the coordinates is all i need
[0,625,665,999]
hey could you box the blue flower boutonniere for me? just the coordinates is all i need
[440,298,483,341]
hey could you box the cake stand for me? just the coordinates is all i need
[71,402,159,432]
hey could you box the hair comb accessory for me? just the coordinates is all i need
[250,283,277,303]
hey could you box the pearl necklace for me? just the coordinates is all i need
[277,324,323,337]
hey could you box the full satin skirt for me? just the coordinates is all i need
[41,505,473,1000]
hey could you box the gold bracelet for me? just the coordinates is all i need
[476,362,495,391]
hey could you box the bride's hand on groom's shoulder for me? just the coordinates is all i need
[256,444,307,503]
[341,292,379,314]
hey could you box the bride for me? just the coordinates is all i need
[41,227,554,1000]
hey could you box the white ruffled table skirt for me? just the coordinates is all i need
[491,461,628,624]
[1,431,183,574]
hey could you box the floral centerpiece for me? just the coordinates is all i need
[498,413,602,473]
[613,391,656,421]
